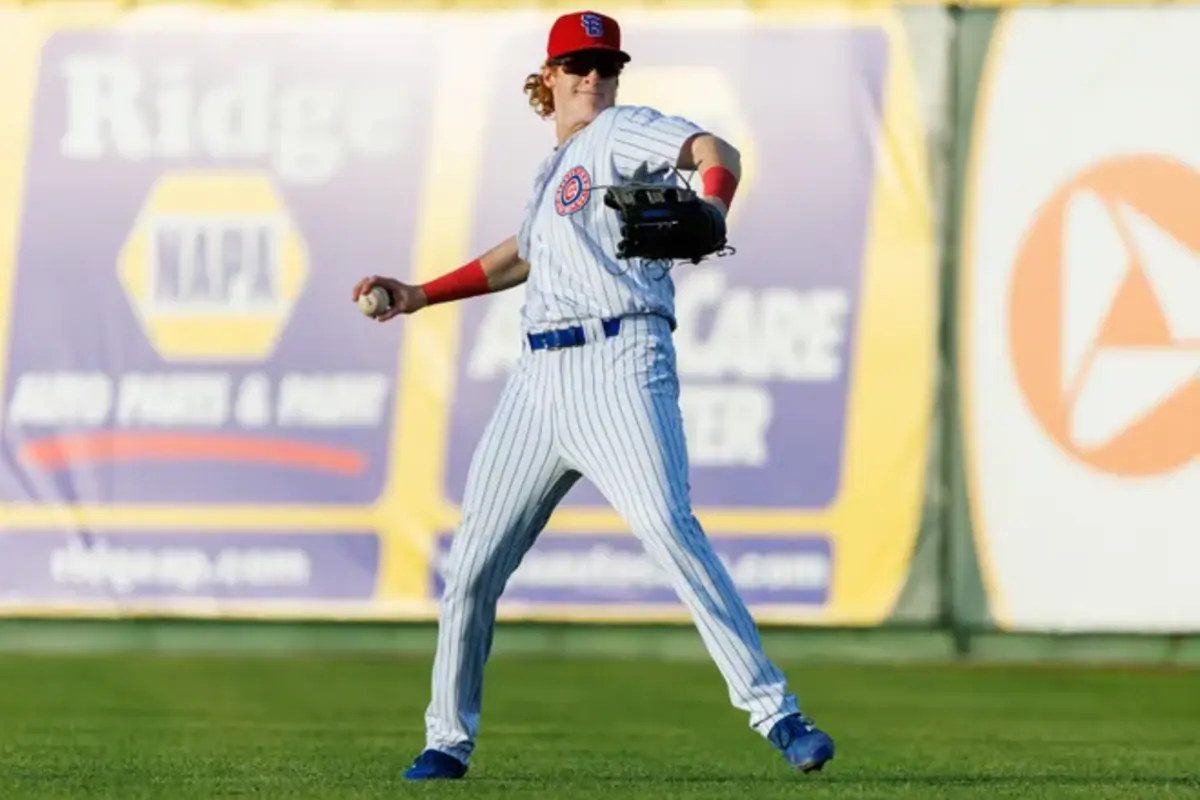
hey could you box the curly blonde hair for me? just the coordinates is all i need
[523,62,555,118]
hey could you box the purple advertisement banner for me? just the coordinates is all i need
[0,531,379,601]
[1,22,435,505]
[431,533,832,606]
[445,24,889,511]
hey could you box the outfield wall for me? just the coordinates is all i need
[0,0,1195,637]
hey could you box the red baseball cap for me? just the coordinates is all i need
[546,10,631,63]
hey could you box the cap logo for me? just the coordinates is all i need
[580,13,604,37]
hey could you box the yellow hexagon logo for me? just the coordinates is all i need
[118,172,308,361]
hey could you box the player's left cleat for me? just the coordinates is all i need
[402,749,468,780]
[768,713,836,773]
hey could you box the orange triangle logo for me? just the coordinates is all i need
[1095,268,1174,347]
[1007,155,1200,476]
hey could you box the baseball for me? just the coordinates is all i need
[358,286,392,317]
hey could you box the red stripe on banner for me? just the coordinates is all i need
[20,432,367,476]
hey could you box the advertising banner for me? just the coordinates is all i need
[0,5,936,624]
[0,19,434,506]
[436,9,936,624]
[0,8,442,615]
[960,8,1200,631]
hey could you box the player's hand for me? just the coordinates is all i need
[351,275,428,322]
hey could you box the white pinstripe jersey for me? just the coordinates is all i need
[516,104,706,334]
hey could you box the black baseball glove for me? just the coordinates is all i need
[604,180,729,264]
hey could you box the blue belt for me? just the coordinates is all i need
[527,317,622,351]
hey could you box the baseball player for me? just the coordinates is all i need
[353,9,836,781]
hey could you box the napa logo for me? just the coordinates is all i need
[117,171,308,360]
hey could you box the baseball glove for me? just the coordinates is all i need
[603,181,729,264]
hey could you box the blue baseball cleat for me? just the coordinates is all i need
[402,749,468,781]
[768,714,836,773]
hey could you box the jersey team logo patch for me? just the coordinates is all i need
[555,166,591,216]
[1008,155,1200,476]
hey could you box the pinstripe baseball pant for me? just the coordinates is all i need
[424,314,801,763]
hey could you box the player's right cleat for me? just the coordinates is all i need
[402,749,468,780]
[767,714,836,773]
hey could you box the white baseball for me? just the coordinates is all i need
[358,285,392,317]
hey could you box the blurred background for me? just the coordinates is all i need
[0,0,1197,663]
[1,0,1199,786]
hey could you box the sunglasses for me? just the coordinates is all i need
[551,52,624,79]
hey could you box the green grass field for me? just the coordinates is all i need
[1,654,1197,799]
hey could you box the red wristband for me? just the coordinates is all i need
[701,165,739,210]
[420,258,489,305]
